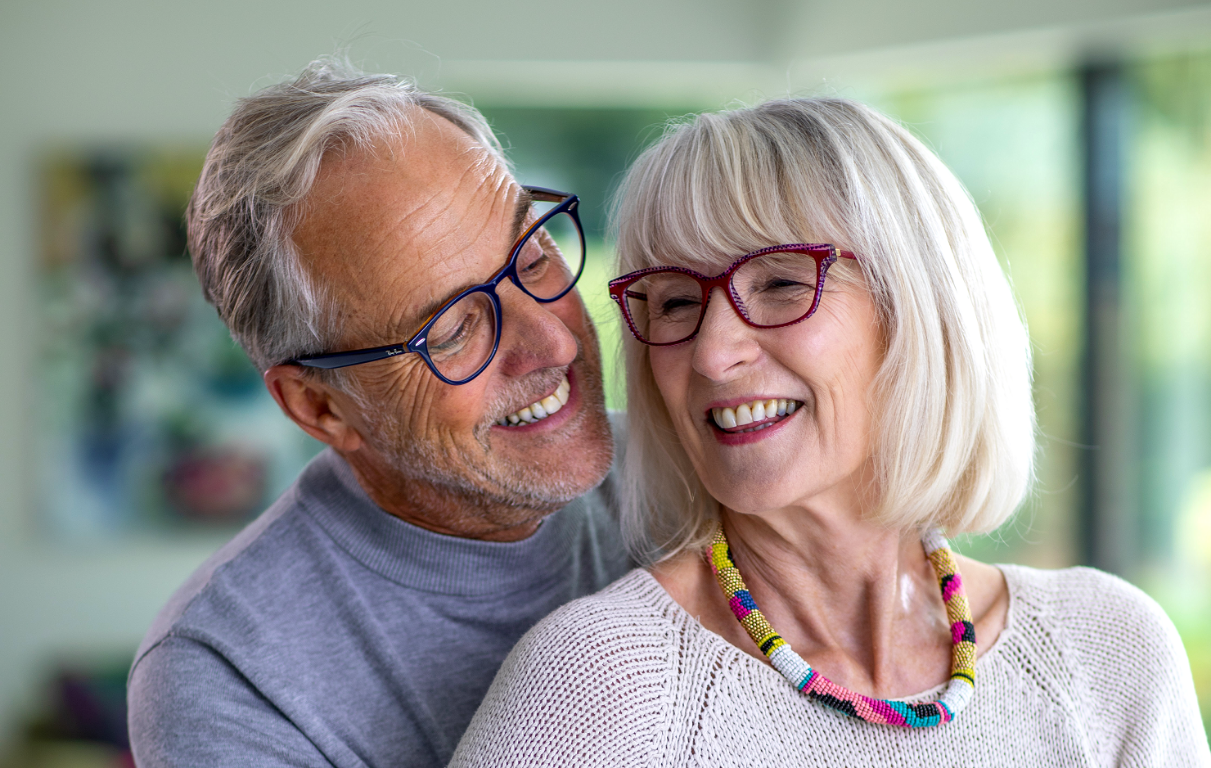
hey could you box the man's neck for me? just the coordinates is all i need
[340,448,548,542]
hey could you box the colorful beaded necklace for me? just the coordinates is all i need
[708,526,976,727]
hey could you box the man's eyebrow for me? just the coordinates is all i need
[398,189,536,340]
[509,188,535,247]
[404,296,452,341]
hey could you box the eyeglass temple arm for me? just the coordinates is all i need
[523,185,570,203]
[291,343,407,370]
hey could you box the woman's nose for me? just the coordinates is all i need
[691,287,760,380]
[492,280,580,377]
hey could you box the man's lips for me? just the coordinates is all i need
[494,371,572,427]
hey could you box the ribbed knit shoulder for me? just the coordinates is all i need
[997,564,1209,766]
[451,570,676,765]
[452,565,1211,767]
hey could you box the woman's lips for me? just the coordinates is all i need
[709,397,801,432]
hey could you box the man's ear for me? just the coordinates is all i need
[264,365,364,453]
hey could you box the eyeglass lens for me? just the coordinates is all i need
[513,207,584,300]
[623,251,821,345]
[424,202,585,381]
[425,290,499,381]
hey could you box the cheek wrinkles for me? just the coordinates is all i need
[358,359,424,424]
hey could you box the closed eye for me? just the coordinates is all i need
[654,296,702,317]
[428,311,481,354]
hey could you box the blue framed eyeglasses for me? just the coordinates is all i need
[289,186,585,385]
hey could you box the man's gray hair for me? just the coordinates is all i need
[187,57,505,375]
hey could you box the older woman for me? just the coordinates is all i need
[450,99,1209,765]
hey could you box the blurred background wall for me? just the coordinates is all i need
[2,0,1211,764]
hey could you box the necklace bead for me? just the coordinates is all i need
[708,525,977,727]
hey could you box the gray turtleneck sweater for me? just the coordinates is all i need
[127,441,630,768]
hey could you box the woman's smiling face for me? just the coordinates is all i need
[648,263,884,518]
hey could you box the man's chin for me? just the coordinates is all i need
[486,399,614,508]
[485,355,614,495]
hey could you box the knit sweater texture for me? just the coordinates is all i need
[451,566,1211,766]
[127,442,630,768]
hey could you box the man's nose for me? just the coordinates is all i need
[691,287,760,381]
[491,280,580,376]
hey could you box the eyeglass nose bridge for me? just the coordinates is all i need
[687,277,751,341]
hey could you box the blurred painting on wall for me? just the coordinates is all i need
[37,148,322,539]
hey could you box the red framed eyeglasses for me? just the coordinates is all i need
[608,243,858,346]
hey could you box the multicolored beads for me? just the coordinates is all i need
[708,526,977,727]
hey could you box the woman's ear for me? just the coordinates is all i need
[263,365,364,453]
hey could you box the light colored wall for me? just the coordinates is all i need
[1,0,1209,749]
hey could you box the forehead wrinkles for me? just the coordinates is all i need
[403,156,510,261]
[310,137,515,344]
[370,161,513,339]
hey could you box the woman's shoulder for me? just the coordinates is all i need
[522,567,680,646]
[450,569,683,766]
[998,564,1192,700]
[1000,562,1176,642]
[489,566,684,703]
[997,564,1207,759]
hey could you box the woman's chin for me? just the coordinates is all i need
[706,484,800,518]
[694,450,812,508]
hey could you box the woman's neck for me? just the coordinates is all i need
[651,506,1008,700]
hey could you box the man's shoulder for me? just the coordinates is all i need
[132,449,345,665]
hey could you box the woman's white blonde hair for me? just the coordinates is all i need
[611,98,1036,565]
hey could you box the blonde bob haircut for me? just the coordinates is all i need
[611,98,1036,565]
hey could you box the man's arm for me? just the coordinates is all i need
[128,636,333,768]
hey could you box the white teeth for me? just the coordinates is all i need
[714,407,737,429]
[711,398,801,431]
[497,374,571,427]
[734,404,753,426]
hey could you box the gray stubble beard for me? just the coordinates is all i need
[356,342,614,525]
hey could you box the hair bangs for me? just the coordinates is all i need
[615,113,850,282]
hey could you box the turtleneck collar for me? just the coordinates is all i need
[294,449,582,597]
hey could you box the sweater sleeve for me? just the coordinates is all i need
[449,578,672,767]
[1056,568,1211,767]
[128,636,334,768]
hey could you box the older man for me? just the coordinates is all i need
[126,59,629,767]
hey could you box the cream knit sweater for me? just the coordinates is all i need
[451,565,1210,767]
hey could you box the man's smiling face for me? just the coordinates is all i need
[290,108,613,539]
